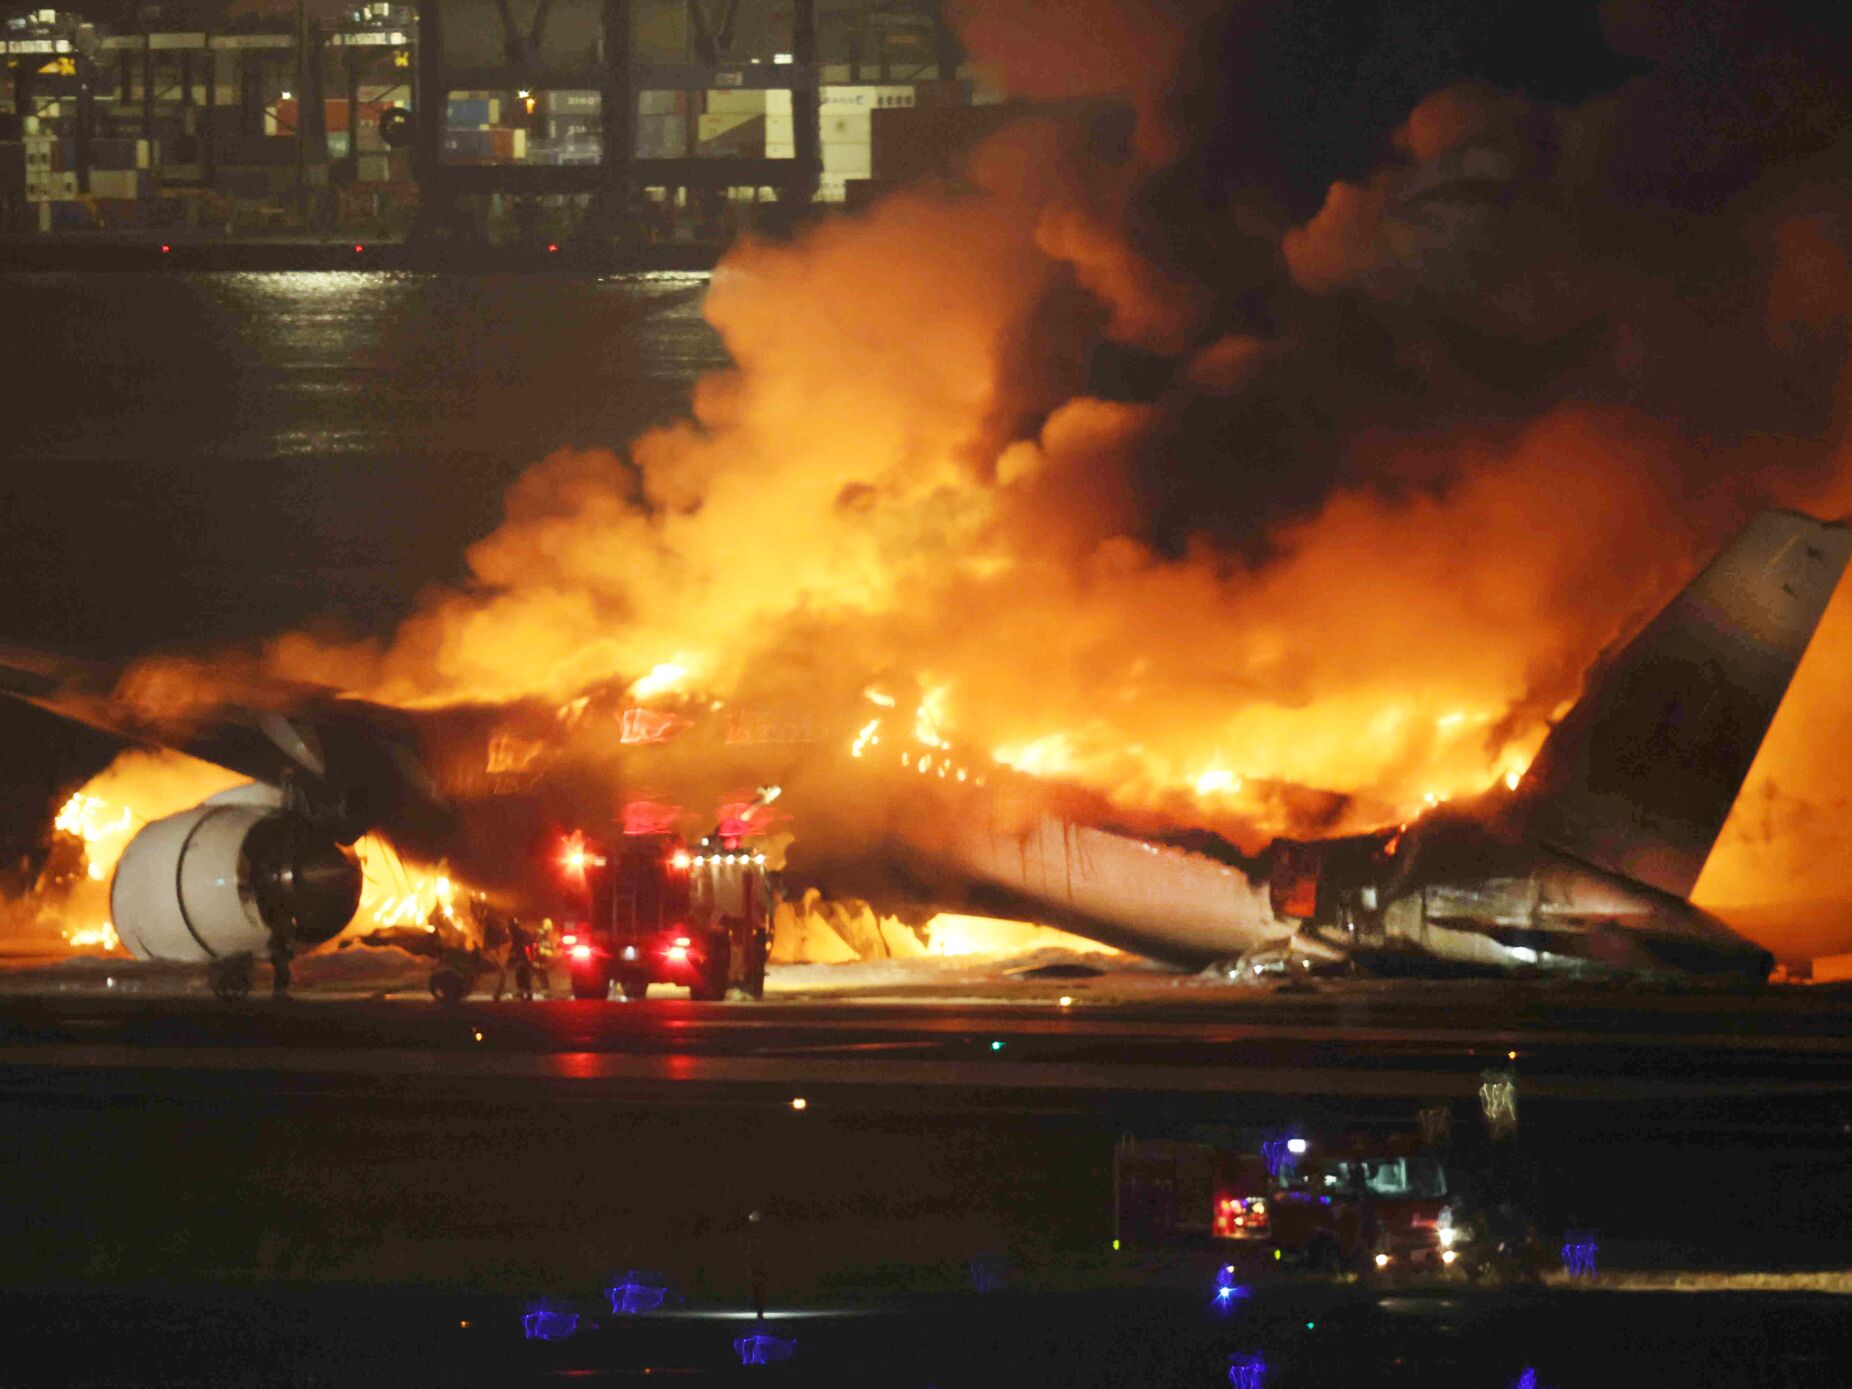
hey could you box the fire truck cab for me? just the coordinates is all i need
[1269,1134,1457,1273]
[1113,1130,1463,1276]
[564,834,773,1002]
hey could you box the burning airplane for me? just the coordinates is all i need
[7,3,1852,988]
[1,508,1844,986]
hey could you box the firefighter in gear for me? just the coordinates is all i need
[268,928,293,997]
[507,919,535,1001]
[530,919,556,998]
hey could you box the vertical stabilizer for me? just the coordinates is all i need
[1519,510,1852,899]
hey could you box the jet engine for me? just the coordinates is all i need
[109,786,362,963]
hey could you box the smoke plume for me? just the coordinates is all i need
[132,0,1852,953]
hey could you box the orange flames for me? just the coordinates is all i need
[94,4,1852,968]
[37,750,478,953]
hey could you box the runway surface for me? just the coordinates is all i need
[2,956,1849,1333]
[3,957,1850,1113]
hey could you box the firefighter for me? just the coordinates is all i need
[530,919,555,999]
[507,918,534,1002]
[268,928,293,998]
[740,1209,771,1320]
[473,899,514,1000]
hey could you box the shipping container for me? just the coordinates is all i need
[549,89,600,115]
[87,168,141,199]
[704,88,767,116]
[819,85,914,114]
[26,167,77,202]
[637,90,687,116]
[49,198,97,230]
[219,135,300,167]
[912,79,970,109]
[441,128,492,161]
[697,110,763,156]
[445,95,500,127]
[635,112,686,158]
[92,197,145,225]
[441,127,527,162]
[60,137,150,170]
[820,111,871,143]
[821,142,870,179]
[215,167,275,198]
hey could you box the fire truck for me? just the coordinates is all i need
[1113,1130,1468,1276]
[562,832,773,1001]
[1113,1138,1274,1248]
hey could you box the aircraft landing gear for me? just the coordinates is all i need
[430,968,469,1004]
[209,955,255,1002]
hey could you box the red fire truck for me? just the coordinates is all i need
[1268,1133,1457,1273]
[1113,1130,1464,1275]
[562,832,773,1001]
[1113,1139,1274,1248]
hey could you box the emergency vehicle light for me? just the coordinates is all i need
[571,944,592,961]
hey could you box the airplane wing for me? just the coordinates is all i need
[0,644,456,849]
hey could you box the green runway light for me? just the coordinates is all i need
[1305,1321,1315,1330]
[990,1040,1004,1051]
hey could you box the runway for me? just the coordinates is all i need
[3,957,1850,1316]
[3,955,1851,1101]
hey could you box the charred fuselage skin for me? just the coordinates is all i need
[1292,806,1773,981]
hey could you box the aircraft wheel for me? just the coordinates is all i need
[743,935,767,1001]
[570,970,610,1001]
[429,968,469,1004]
[615,973,650,1001]
[688,950,728,1002]
[209,955,254,1002]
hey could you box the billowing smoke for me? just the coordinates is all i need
[127,0,1852,953]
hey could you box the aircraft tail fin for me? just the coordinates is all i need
[1518,509,1852,899]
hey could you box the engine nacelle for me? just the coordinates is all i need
[110,786,362,963]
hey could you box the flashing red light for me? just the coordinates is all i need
[561,933,577,947]
[1213,1195,1270,1239]
[673,936,691,947]
[666,944,689,961]
[670,850,692,871]
[160,244,171,253]
[571,944,592,961]
[354,244,364,253]
[547,242,558,253]
[559,830,606,877]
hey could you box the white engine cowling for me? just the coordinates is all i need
[110,786,363,963]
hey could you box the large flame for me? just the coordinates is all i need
[38,750,476,955]
[99,2,1852,963]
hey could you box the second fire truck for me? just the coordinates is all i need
[562,831,773,1001]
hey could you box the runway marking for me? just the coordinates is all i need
[8,992,1852,1055]
[2,1043,1850,1102]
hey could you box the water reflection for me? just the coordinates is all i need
[0,270,730,652]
